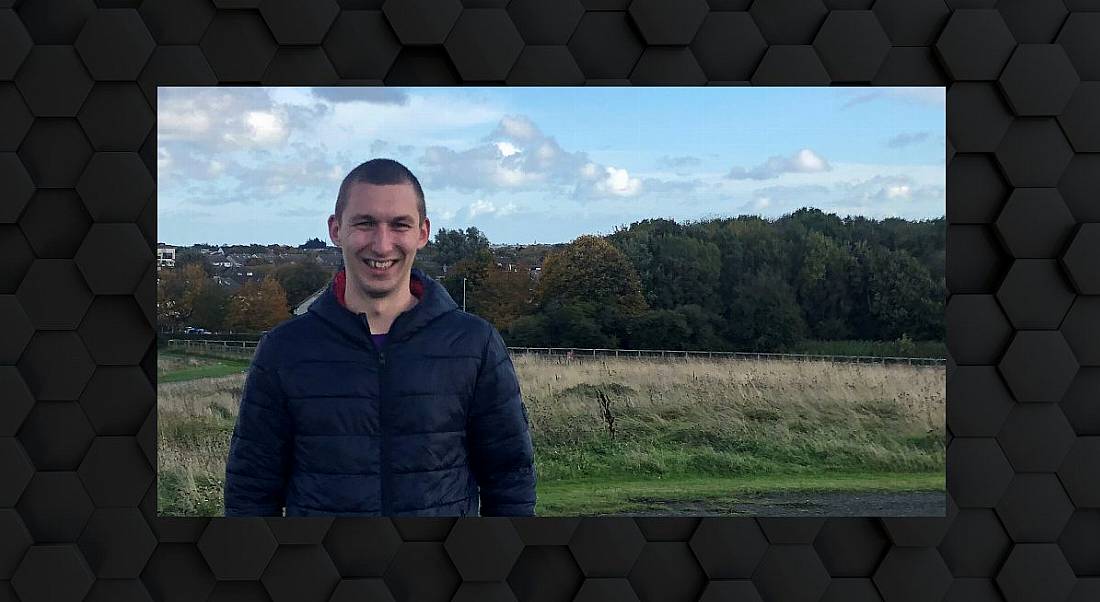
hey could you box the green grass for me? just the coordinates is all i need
[158,467,226,517]
[536,472,945,515]
[531,431,944,483]
[157,351,945,516]
[158,353,251,383]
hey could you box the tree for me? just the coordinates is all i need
[470,266,535,332]
[537,235,647,315]
[627,309,691,350]
[434,227,490,268]
[226,276,291,333]
[863,247,942,340]
[506,313,550,347]
[175,248,214,276]
[672,304,728,350]
[647,235,721,311]
[273,261,332,308]
[299,237,327,249]
[441,250,492,304]
[543,301,614,348]
[794,231,856,340]
[157,263,209,331]
[536,235,648,346]
[440,251,535,332]
[725,269,807,352]
[189,283,230,332]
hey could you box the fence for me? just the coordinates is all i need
[164,339,258,360]
[165,339,945,366]
[508,347,945,366]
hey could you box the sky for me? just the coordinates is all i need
[157,86,945,246]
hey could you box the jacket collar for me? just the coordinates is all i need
[309,268,458,343]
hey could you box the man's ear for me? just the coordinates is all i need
[417,217,431,250]
[327,214,340,246]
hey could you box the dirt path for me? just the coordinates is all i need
[614,491,946,517]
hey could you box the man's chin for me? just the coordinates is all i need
[352,273,402,299]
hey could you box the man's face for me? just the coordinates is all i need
[328,182,429,300]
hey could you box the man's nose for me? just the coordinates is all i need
[369,226,394,253]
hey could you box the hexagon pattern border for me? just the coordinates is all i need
[2,1,1099,601]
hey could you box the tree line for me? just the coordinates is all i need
[159,208,945,354]
[157,260,331,333]
[443,208,945,353]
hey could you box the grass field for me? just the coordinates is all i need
[157,351,945,516]
[158,352,251,383]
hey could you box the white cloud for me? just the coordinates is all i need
[420,115,592,194]
[493,164,536,187]
[595,166,642,196]
[322,92,502,145]
[158,145,242,183]
[885,184,911,199]
[830,174,942,217]
[462,199,520,219]
[422,115,689,203]
[725,165,942,220]
[468,199,496,218]
[158,104,212,136]
[727,148,832,180]
[493,115,539,141]
[158,88,333,161]
[735,184,830,214]
[496,141,521,157]
[536,143,556,161]
[793,148,827,171]
[236,111,288,146]
[158,146,172,172]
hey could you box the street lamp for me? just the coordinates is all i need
[462,277,467,311]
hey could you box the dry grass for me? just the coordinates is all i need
[157,354,209,376]
[158,373,245,417]
[157,371,245,514]
[516,355,943,441]
[157,353,945,515]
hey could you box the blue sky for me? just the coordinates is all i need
[158,86,945,246]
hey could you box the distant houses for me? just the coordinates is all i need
[161,240,549,317]
[156,244,175,268]
[157,243,345,291]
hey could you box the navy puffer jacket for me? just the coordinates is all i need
[224,269,536,517]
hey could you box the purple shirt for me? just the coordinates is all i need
[371,333,387,349]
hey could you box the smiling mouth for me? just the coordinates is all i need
[364,258,398,270]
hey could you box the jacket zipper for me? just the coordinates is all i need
[362,313,390,515]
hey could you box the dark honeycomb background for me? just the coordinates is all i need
[1,0,1099,600]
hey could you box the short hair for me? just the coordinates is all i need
[335,158,426,223]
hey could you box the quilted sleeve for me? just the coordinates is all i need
[224,338,293,517]
[468,325,537,516]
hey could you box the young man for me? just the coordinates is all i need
[224,159,536,517]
